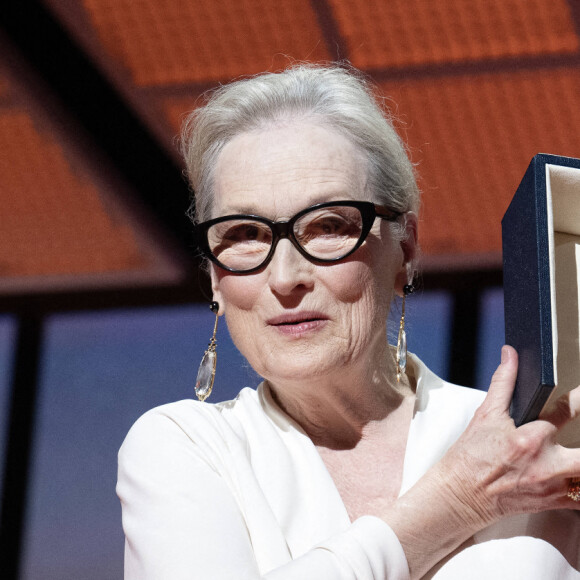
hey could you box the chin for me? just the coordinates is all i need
[255,347,348,384]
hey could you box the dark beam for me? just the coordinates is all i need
[310,0,350,61]
[366,52,580,84]
[0,0,194,251]
[0,276,211,314]
[0,315,44,579]
[566,0,580,39]
[421,268,502,292]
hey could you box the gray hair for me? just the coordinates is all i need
[181,64,420,231]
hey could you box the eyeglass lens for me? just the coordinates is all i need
[207,205,364,271]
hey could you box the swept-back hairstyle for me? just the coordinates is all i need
[181,64,420,230]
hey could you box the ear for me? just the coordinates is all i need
[394,212,418,296]
[209,264,225,315]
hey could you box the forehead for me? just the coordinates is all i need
[212,122,369,217]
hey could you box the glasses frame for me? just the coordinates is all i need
[195,200,403,274]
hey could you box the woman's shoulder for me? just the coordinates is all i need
[140,386,261,420]
[118,386,283,467]
[122,387,259,443]
[117,384,305,499]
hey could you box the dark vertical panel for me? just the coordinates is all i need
[0,316,17,510]
[0,314,44,580]
[448,288,481,388]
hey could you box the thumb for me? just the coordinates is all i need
[484,345,519,413]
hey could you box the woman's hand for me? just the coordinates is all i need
[385,345,580,579]
[441,345,580,521]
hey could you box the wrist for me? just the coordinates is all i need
[384,466,494,579]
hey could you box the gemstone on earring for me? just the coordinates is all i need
[195,349,216,402]
[396,328,407,380]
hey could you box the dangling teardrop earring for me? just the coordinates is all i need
[396,283,415,382]
[195,301,219,401]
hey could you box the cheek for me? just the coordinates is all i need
[213,271,267,357]
[216,272,263,312]
[330,243,397,311]
[320,260,393,354]
[323,261,369,304]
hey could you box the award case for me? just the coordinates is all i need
[502,153,580,445]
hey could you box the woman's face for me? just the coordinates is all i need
[210,122,416,384]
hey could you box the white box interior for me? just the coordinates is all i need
[545,164,580,446]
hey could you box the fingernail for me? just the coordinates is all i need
[501,346,509,364]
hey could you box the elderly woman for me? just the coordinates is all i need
[117,65,580,579]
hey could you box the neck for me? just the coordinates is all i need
[266,343,416,450]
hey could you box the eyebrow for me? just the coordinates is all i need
[217,204,262,216]
[217,194,361,218]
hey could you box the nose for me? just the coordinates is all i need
[266,238,314,296]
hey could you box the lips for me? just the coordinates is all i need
[266,311,329,336]
[266,311,329,326]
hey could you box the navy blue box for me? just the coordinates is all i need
[502,154,580,444]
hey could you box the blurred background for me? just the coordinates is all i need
[0,0,579,578]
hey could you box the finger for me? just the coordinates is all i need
[540,384,580,430]
[483,345,519,413]
[558,446,580,479]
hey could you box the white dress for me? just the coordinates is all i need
[117,354,580,579]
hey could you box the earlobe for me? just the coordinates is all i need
[209,265,225,315]
[394,264,415,297]
[394,212,419,296]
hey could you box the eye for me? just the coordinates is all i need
[301,211,360,238]
[209,220,272,255]
[223,223,265,242]
[316,216,349,235]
